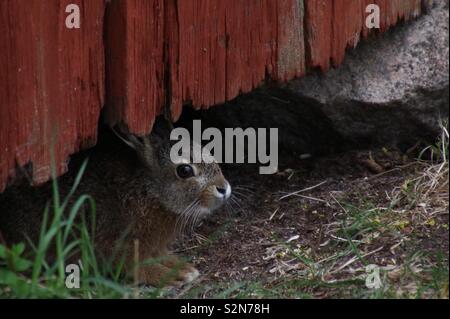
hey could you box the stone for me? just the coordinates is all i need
[285,0,449,148]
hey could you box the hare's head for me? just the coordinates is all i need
[112,119,231,219]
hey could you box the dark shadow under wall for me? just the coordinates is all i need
[174,86,441,170]
[175,87,346,167]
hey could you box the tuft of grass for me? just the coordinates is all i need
[398,122,449,208]
[0,160,134,298]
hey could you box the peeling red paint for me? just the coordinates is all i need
[0,0,105,192]
[304,0,421,71]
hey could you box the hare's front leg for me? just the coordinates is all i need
[138,255,199,287]
[161,254,200,284]
[138,263,177,287]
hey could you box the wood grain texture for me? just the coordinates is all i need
[0,0,104,192]
[304,0,422,71]
[105,0,306,124]
[105,0,166,135]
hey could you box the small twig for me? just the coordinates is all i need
[133,239,140,299]
[366,162,420,180]
[330,193,349,214]
[279,180,328,201]
[174,245,200,253]
[315,252,347,265]
[330,246,384,274]
[329,234,365,244]
[287,194,329,204]
[269,208,280,221]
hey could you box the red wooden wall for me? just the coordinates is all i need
[0,0,422,192]
[0,0,105,192]
[105,0,307,134]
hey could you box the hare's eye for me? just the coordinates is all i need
[176,164,195,179]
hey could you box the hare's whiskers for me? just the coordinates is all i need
[226,197,240,215]
[185,203,203,234]
[231,190,250,200]
[190,208,202,233]
[185,204,202,234]
[176,199,199,233]
[234,185,256,193]
[230,196,244,213]
[225,201,236,215]
[181,205,198,234]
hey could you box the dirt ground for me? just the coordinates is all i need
[174,147,449,298]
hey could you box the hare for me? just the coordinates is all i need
[0,119,231,287]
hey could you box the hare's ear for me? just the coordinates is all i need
[111,125,157,167]
[145,117,175,158]
[110,125,138,150]
[150,117,174,144]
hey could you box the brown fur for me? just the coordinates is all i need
[0,123,230,287]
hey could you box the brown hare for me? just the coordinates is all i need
[0,119,231,287]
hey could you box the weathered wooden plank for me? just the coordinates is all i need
[0,0,105,192]
[304,0,422,71]
[106,0,306,125]
[276,0,306,81]
[303,0,333,71]
[330,0,364,66]
[167,0,282,119]
[105,0,166,135]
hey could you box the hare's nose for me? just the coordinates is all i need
[215,182,231,200]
